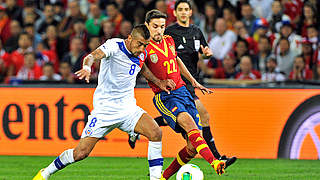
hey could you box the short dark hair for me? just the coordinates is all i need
[44,62,54,68]
[131,24,150,40]
[174,0,192,10]
[145,9,167,24]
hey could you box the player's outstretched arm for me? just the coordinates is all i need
[141,64,176,94]
[75,49,106,83]
[176,56,213,95]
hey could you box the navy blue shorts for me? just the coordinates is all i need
[153,86,202,133]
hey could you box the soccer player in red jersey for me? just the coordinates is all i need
[144,10,225,179]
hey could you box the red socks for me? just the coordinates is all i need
[187,129,217,164]
[162,146,195,179]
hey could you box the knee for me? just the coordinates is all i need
[202,111,210,123]
[73,148,90,161]
[148,127,162,141]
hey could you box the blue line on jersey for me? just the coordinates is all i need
[117,41,141,66]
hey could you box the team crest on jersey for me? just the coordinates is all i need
[85,128,93,136]
[150,54,158,63]
[169,45,176,56]
[139,53,145,61]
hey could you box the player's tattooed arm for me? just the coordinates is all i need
[75,49,106,83]
[141,64,176,94]
[176,56,213,94]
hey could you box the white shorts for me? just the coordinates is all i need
[81,106,145,138]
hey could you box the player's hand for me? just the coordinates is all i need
[192,80,213,95]
[159,79,176,94]
[75,69,91,83]
[200,45,213,57]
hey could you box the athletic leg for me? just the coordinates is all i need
[195,99,221,159]
[134,113,163,180]
[35,137,99,180]
[161,141,197,179]
[177,112,225,175]
[195,99,237,168]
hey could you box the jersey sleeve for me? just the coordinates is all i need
[197,26,208,53]
[98,39,118,58]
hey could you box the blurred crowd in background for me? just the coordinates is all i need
[0,0,319,85]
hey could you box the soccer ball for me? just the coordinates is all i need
[176,164,204,180]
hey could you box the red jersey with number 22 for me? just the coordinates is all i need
[146,35,185,94]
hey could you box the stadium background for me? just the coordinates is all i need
[0,0,319,168]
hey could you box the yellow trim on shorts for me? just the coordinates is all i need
[155,94,176,122]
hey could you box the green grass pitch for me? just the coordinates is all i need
[1,156,320,179]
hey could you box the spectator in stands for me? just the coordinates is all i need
[87,36,100,82]
[99,20,115,42]
[306,25,319,50]
[115,0,140,23]
[5,0,23,24]
[10,32,33,75]
[24,23,42,50]
[268,0,291,33]
[236,55,261,80]
[35,3,59,35]
[233,20,258,55]
[256,35,272,73]
[22,1,44,26]
[16,52,42,80]
[0,6,10,44]
[85,3,107,36]
[36,42,59,72]
[297,3,319,37]
[313,61,320,80]
[212,0,233,18]
[53,1,65,22]
[59,61,74,83]
[252,18,273,43]
[4,20,22,53]
[282,0,303,25]
[205,53,237,79]
[249,0,273,19]
[209,18,236,61]
[118,20,132,39]
[223,7,236,31]
[289,55,313,80]
[58,0,86,39]
[0,39,12,83]
[273,23,302,56]
[300,38,315,70]
[240,3,256,36]
[155,0,173,25]
[276,37,299,77]
[132,7,145,26]
[42,25,69,62]
[261,56,286,82]
[61,37,87,73]
[40,62,61,81]
[233,38,251,67]
[105,2,123,37]
[199,2,217,42]
[70,19,88,50]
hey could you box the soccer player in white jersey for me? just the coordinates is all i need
[33,24,176,180]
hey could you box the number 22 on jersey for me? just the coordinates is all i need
[163,59,177,74]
